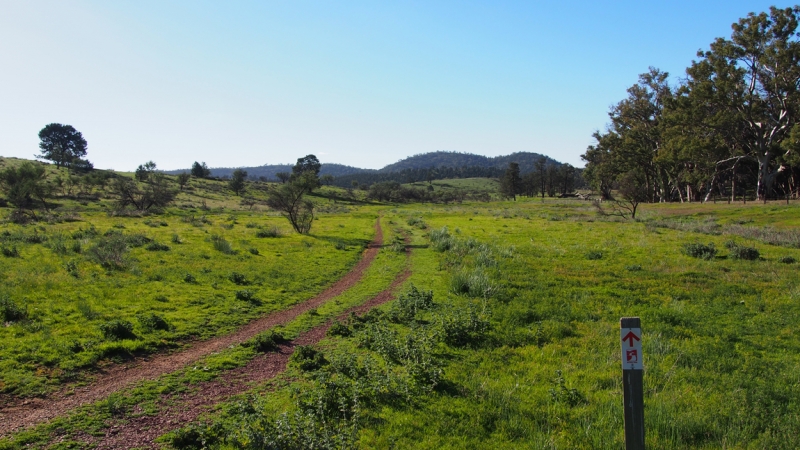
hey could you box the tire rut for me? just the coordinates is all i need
[0,218,384,438]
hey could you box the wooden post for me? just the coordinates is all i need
[621,317,645,450]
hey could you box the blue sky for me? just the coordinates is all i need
[0,1,781,171]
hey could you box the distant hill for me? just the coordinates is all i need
[379,151,561,173]
[165,151,568,184]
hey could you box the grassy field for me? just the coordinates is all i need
[2,158,800,449]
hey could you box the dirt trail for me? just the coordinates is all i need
[0,218,384,438]
[92,265,412,450]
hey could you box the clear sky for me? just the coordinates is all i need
[0,1,782,171]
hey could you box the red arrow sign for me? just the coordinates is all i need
[622,331,640,347]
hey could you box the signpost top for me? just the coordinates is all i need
[620,317,641,328]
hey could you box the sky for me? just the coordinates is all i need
[0,1,783,171]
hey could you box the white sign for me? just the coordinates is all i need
[620,327,643,370]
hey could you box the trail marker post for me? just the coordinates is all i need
[621,317,644,450]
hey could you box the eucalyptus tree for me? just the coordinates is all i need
[683,6,800,201]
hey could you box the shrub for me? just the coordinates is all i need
[71,241,82,253]
[625,264,643,271]
[429,227,454,252]
[99,319,135,340]
[137,312,170,331]
[0,295,27,322]
[290,345,327,371]
[682,242,717,260]
[586,251,603,260]
[248,247,259,255]
[72,225,98,240]
[386,285,435,324]
[1,245,19,258]
[727,243,760,260]
[88,235,130,270]
[436,304,490,348]
[125,233,151,247]
[210,234,235,254]
[327,320,352,337]
[247,330,286,352]
[450,268,493,297]
[64,260,80,277]
[229,271,250,285]
[49,237,68,255]
[145,241,170,251]
[778,256,797,264]
[183,273,197,283]
[407,217,428,229]
[235,289,260,304]
[256,226,281,238]
[334,241,347,250]
[171,234,182,244]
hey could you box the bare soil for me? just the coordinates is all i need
[0,218,384,438]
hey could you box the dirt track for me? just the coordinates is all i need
[0,218,384,438]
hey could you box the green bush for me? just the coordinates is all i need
[255,226,281,238]
[450,268,493,297]
[586,251,603,260]
[88,235,130,270]
[778,256,797,264]
[436,304,491,348]
[137,312,170,331]
[246,331,286,352]
[290,345,328,371]
[327,320,352,337]
[727,243,760,260]
[99,320,135,340]
[1,245,19,258]
[386,285,435,324]
[228,271,250,285]
[183,273,197,283]
[682,242,717,260]
[248,247,259,255]
[210,234,235,254]
[235,289,260,304]
[145,241,170,251]
[0,295,27,322]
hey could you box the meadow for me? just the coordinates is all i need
[2,163,800,449]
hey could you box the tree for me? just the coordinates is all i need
[37,124,88,169]
[0,162,52,220]
[320,174,335,186]
[615,170,649,218]
[499,162,522,200]
[683,7,800,201]
[276,172,291,184]
[291,154,321,191]
[191,161,211,178]
[229,169,248,196]
[266,182,314,234]
[135,161,157,182]
[110,174,175,211]
[176,172,190,190]
[535,157,547,199]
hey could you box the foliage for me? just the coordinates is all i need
[0,161,52,220]
[110,174,176,211]
[37,123,88,169]
[246,331,286,353]
[725,241,760,260]
[0,295,27,322]
[99,319,135,340]
[229,169,248,196]
[88,234,130,270]
[191,161,211,178]
[290,345,328,371]
[266,182,315,234]
[137,312,170,331]
[682,242,718,260]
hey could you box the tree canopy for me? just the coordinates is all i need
[582,6,800,204]
[37,123,88,169]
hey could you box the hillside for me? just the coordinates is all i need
[379,150,561,173]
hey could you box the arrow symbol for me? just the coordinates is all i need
[622,331,640,347]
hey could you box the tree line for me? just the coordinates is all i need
[583,6,800,204]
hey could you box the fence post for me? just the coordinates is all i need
[621,317,645,450]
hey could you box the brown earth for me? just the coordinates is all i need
[0,217,384,438]
[91,265,411,449]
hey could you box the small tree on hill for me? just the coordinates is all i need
[191,161,211,178]
[135,161,157,182]
[290,155,321,191]
[110,174,175,211]
[37,123,88,169]
[0,162,52,221]
[276,172,291,184]
[266,182,314,234]
[176,172,190,190]
[229,169,247,196]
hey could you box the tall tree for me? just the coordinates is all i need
[37,124,88,169]
[684,6,800,201]
[499,162,522,200]
[266,182,315,234]
[191,161,211,178]
[291,155,321,191]
[229,169,248,196]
